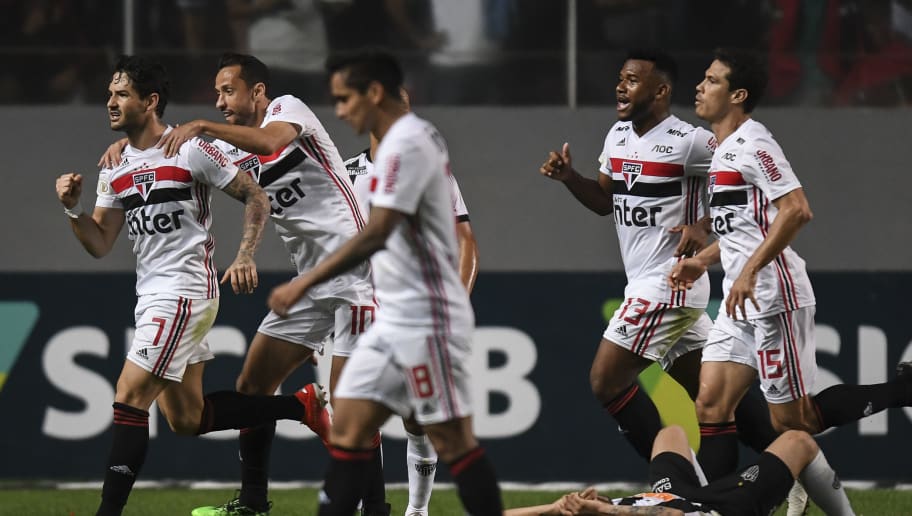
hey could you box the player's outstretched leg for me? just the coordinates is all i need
[810,361,912,431]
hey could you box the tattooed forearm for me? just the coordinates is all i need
[223,173,269,257]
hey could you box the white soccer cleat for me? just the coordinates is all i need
[786,481,810,516]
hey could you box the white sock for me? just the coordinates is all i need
[405,431,438,513]
[798,450,855,516]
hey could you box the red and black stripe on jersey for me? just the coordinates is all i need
[246,147,306,188]
[111,166,194,210]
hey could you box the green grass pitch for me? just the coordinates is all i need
[0,487,908,515]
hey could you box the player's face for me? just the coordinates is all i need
[106,72,150,132]
[215,65,257,126]
[330,71,374,135]
[616,59,661,122]
[695,60,733,123]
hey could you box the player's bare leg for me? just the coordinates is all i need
[590,338,661,459]
[423,416,502,515]
[693,360,754,480]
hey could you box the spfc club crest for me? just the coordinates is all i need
[236,154,262,183]
[133,171,156,200]
[621,161,642,189]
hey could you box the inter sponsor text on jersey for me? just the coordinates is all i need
[95,129,237,298]
[598,116,714,308]
[707,119,815,318]
[345,148,471,223]
[369,113,473,331]
[214,95,370,295]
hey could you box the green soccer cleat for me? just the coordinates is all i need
[191,493,272,516]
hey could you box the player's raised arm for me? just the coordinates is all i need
[219,170,270,294]
[540,142,614,215]
[158,118,299,158]
[56,172,125,258]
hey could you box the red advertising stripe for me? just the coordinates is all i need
[709,170,746,185]
[609,158,684,177]
[111,166,192,193]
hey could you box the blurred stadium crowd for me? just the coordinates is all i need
[2,0,912,106]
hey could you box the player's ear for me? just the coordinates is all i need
[145,93,160,114]
[655,82,671,102]
[730,88,748,107]
[366,81,384,105]
[253,82,266,100]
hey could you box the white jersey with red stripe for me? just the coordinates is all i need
[598,115,715,308]
[369,113,473,331]
[344,148,471,223]
[214,95,370,295]
[95,128,238,299]
[708,118,815,318]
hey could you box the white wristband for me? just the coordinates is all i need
[64,203,84,219]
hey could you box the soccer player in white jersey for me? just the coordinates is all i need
[504,425,819,516]
[671,48,912,515]
[55,56,328,516]
[539,50,778,471]
[103,53,388,516]
[268,50,503,515]
[344,89,479,516]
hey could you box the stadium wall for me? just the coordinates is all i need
[2,106,909,272]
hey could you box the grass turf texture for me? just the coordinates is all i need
[0,487,908,515]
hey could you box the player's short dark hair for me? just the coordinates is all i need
[113,55,170,117]
[325,49,404,96]
[217,52,271,90]
[625,48,678,85]
[713,48,767,113]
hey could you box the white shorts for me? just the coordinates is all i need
[703,307,818,404]
[603,297,711,370]
[128,294,218,382]
[257,282,375,357]
[333,322,473,426]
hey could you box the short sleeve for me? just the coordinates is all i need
[264,95,319,137]
[94,169,121,209]
[449,173,469,221]
[598,132,613,176]
[185,138,239,189]
[683,127,715,177]
[370,141,432,216]
[740,136,802,201]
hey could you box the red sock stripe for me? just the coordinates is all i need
[328,445,374,462]
[699,423,738,436]
[240,427,251,435]
[450,447,485,477]
[113,409,149,428]
[603,384,639,415]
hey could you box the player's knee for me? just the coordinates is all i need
[234,374,274,395]
[166,412,202,436]
[778,429,818,463]
[694,395,731,423]
[769,412,816,434]
[589,370,627,402]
